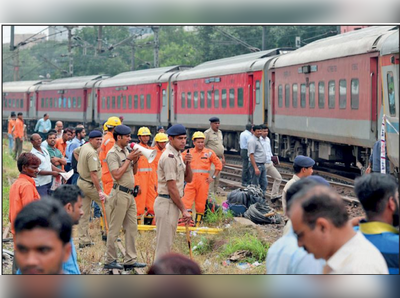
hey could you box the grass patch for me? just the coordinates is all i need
[220,233,269,263]
[204,207,234,225]
[193,236,215,255]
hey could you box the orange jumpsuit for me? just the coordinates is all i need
[9,174,41,235]
[99,132,115,195]
[55,138,67,157]
[134,144,157,216]
[149,146,165,212]
[182,148,222,213]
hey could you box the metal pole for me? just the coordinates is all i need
[96,25,103,56]
[131,40,136,71]
[262,26,266,51]
[152,26,159,68]
[65,26,74,77]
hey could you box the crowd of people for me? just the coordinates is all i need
[5,111,399,275]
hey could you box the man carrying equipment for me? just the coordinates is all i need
[134,127,157,224]
[154,124,193,260]
[77,130,106,248]
[104,125,146,270]
[180,132,222,227]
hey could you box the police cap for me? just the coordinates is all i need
[157,125,164,131]
[114,125,131,135]
[89,130,102,138]
[166,124,186,136]
[209,117,220,123]
[305,175,330,187]
[294,155,315,168]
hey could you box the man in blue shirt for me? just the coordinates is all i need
[239,124,253,187]
[34,113,52,140]
[354,173,399,274]
[65,126,86,175]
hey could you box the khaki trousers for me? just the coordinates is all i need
[14,138,23,160]
[154,197,180,261]
[265,162,282,198]
[77,179,109,245]
[106,188,138,265]
[208,157,222,194]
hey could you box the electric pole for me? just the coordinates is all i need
[65,26,74,77]
[131,40,136,71]
[262,26,267,51]
[152,26,159,68]
[96,25,103,56]
[10,26,20,81]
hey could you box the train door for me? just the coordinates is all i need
[83,90,88,123]
[370,57,378,141]
[156,84,161,125]
[248,74,253,124]
[270,71,276,128]
[160,83,168,126]
[172,82,178,124]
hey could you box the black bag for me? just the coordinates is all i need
[244,202,282,224]
[227,188,264,216]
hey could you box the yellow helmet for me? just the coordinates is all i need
[104,116,122,131]
[192,131,205,140]
[154,133,168,143]
[138,126,152,136]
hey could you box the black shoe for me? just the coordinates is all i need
[123,262,147,270]
[102,234,107,242]
[271,195,282,203]
[79,242,95,249]
[104,261,123,270]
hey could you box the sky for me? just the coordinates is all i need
[2,26,49,44]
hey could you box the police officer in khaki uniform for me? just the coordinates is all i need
[204,117,225,194]
[104,125,147,270]
[77,130,106,248]
[154,124,193,260]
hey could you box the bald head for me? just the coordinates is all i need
[55,121,63,132]
[30,133,43,150]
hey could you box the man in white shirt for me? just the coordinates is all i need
[55,121,64,139]
[260,125,282,200]
[34,114,52,140]
[290,185,389,274]
[30,133,64,197]
[239,124,253,187]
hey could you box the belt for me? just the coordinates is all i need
[158,194,171,199]
[79,177,93,185]
[113,184,135,195]
[192,169,210,174]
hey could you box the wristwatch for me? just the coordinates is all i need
[212,175,216,179]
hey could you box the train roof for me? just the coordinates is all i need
[98,66,188,88]
[3,80,43,93]
[380,29,399,56]
[174,48,292,81]
[273,26,398,68]
[38,75,107,90]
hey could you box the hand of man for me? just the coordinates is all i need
[184,152,192,165]
[137,186,141,195]
[182,210,192,223]
[207,177,213,184]
[51,171,60,177]
[98,191,107,202]
[128,148,141,163]
[365,166,371,174]
[255,168,260,176]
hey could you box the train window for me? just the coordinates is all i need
[16,99,19,108]
[351,79,359,109]
[300,84,306,108]
[222,89,227,108]
[328,80,335,109]
[20,99,23,108]
[278,85,283,108]
[117,96,121,109]
[50,97,53,108]
[8,99,11,108]
[339,80,347,109]
[181,92,185,109]
[187,92,192,108]
[30,97,33,108]
[68,98,71,108]
[387,72,396,116]
[58,97,62,108]
[162,89,167,107]
[123,96,126,109]
[112,96,116,109]
[238,88,244,107]
[194,91,198,108]
[309,83,315,108]
[107,96,110,109]
[292,84,298,108]
[128,95,132,109]
[102,97,105,109]
[140,95,145,109]
[64,97,67,108]
[41,98,44,108]
[147,94,151,109]
[207,91,212,108]
[318,81,325,109]
[256,81,261,104]
[78,97,81,108]
[134,95,138,109]
[215,90,220,108]
[46,98,49,108]
[200,91,205,108]
[285,84,290,108]
[229,88,235,108]
[73,97,76,108]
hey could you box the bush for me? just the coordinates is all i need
[221,234,269,263]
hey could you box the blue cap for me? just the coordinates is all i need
[209,117,220,123]
[305,175,330,187]
[294,155,315,168]
[88,130,103,138]
[114,125,131,135]
[166,124,186,136]
[157,125,164,131]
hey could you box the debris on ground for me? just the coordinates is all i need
[228,250,252,262]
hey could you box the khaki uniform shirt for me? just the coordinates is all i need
[77,143,102,182]
[204,128,224,157]
[106,144,135,189]
[157,143,186,197]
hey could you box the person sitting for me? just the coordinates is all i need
[354,173,399,274]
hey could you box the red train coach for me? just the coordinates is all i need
[268,26,398,171]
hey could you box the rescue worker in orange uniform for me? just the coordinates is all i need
[134,127,157,224]
[147,132,168,225]
[100,116,122,195]
[180,132,222,226]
